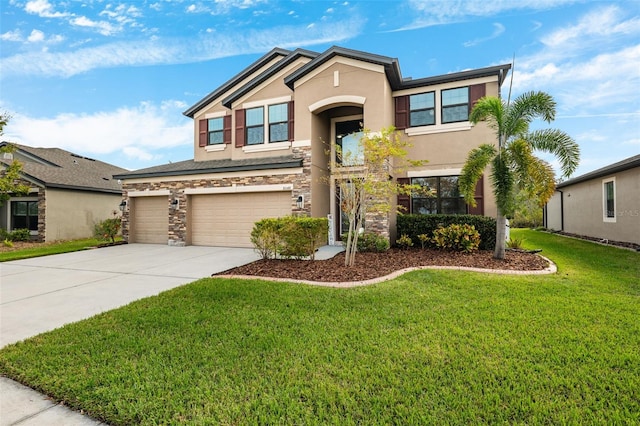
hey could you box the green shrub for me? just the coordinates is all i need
[417,234,429,249]
[251,216,328,260]
[356,232,390,252]
[0,228,9,241]
[397,214,496,250]
[396,234,413,250]
[9,228,31,242]
[94,216,121,243]
[432,223,480,253]
[507,236,525,250]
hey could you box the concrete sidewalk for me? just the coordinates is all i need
[1,244,259,425]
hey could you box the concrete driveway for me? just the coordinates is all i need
[0,244,259,348]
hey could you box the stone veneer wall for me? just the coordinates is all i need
[121,146,312,246]
[36,188,46,242]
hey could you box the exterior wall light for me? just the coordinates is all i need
[296,195,304,209]
[119,200,127,212]
[170,198,180,210]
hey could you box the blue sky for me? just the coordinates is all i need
[1,0,638,179]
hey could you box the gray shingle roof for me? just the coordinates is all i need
[557,154,640,188]
[113,155,302,179]
[0,142,127,193]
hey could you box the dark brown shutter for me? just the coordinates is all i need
[288,100,294,142]
[397,177,411,214]
[395,96,409,130]
[198,119,207,147]
[235,109,245,148]
[223,115,232,144]
[469,84,486,113]
[467,175,484,215]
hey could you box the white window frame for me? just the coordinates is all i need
[602,177,616,223]
[242,96,292,152]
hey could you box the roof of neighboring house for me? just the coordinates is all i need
[113,155,303,180]
[557,154,640,188]
[184,45,512,118]
[0,142,127,194]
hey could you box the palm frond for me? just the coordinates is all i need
[469,97,504,135]
[459,144,496,205]
[504,91,556,139]
[527,129,580,178]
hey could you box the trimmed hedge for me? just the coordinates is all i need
[251,216,328,260]
[397,214,496,251]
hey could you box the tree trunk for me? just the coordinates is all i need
[494,211,506,259]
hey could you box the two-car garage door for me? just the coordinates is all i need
[190,192,291,247]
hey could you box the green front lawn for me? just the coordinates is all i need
[0,238,120,262]
[1,230,638,424]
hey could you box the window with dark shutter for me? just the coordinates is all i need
[288,100,294,142]
[397,177,411,213]
[467,175,484,215]
[469,84,486,113]
[223,115,232,144]
[394,96,409,130]
[235,109,245,148]
[198,119,207,147]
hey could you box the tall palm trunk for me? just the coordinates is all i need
[494,210,506,259]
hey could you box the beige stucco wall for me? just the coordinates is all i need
[44,188,121,242]
[558,168,640,244]
[545,190,563,231]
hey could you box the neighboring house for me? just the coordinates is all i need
[115,46,511,247]
[0,142,127,242]
[544,154,640,246]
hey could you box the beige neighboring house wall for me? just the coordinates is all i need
[44,188,121,242]
[545,155,640,245]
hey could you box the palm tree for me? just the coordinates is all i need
[459,91,580,259]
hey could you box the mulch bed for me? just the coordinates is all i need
[215,248,550,282]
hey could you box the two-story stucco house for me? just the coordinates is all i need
[115,46,511,247]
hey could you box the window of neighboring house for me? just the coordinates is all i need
[411,176,466,214]
[442,87,469,123]
[603,178,616,221]
[207,117,224,145]
[245,106,265,145]
[268,103,289,142]
[409,92,435,127]
[11,201,38,231]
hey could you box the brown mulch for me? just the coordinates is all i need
[216,248,550,283]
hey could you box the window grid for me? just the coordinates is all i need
[207,117,224,145]
[245,106,264,145]
[441,87,469,124]
[411,176,466,215]
[409,92,435,127]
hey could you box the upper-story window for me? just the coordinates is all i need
[409,92,435,127]
[207,117,224,145]
[442,87,469,123]
[246,107,265,145]
[268,103,289,142]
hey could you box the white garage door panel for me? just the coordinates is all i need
[191,192,291,247]
[132,196,167,244]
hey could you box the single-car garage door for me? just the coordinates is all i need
[131,196,168,244]
[190,192,291,247]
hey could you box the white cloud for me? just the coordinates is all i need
[0,18,364,78]
[71,16,119,36]
[27,29,45,42]
[5,102,192,163]
[396,0,579,30]
[1,30,22,42]
[463,22,505,47]
[624,138,640,146]
[24,0,69,18]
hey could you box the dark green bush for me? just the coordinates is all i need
[397,214,496,250]
[355,232,390,252]
[251,216,328,260]
[432,223,481,252]
[8,228,31,242]
[94,217,122,243]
